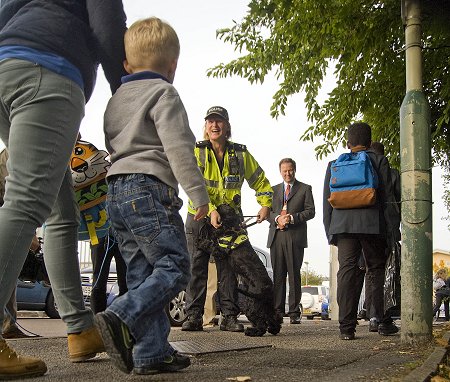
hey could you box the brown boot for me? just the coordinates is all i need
[68,326,105,363]
[0,339,47,379]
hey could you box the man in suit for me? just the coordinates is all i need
[267,158,315,324]
[323,122,400,340]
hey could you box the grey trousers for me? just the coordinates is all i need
[2,289,17,333]
[0,58,93,334]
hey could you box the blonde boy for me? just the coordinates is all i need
[95,17,209,375]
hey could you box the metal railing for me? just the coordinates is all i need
[78,241,92,269]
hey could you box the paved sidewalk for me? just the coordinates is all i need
[7,317,444,381]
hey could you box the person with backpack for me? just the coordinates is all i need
[69,138,128,313]
[323,122,400,340]
[356,141,402,329]
[89,231,127,314]
[0,0,127,378]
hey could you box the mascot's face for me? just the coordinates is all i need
[70,140,110,188]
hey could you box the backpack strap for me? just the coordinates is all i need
[82,208,108,245]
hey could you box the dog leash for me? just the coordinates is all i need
[241,215,259,229]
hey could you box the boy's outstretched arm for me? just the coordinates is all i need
[194,204,209,221]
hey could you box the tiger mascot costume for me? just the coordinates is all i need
[70,140,110,244]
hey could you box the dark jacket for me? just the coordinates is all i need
[323,149,400,245]
[390,168,401,214]
[267,179,315,249]
[0,0,127,100]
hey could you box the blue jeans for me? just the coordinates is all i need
[106,174,190,367]
[0,58,93,333]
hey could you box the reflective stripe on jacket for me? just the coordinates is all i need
[187,140,273,215]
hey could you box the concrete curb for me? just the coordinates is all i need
[403,331,450,382]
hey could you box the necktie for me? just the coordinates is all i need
[280,184,290,215]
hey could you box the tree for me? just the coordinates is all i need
[301,269,325,286]
[207,0,450,212]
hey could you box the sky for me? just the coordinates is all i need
[1,0,449,276]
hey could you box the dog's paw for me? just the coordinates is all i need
[267,322,281,335]
[244,326,266,337]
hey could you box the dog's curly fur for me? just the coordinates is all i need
[198,204,282,336]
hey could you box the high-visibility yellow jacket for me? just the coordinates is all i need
[187,140,273,215]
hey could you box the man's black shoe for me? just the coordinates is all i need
[290,316,301,324]
[220,315,244,332]
[95,311,134,373]
[357,309,367,320]
[181,316,203,331]
[134,351,190,374]
[339,332,355,340]
[378,322,399,336]
[369,317,379,332]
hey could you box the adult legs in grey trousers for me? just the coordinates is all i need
[0,59,93,334]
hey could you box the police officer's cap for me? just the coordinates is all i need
[204,106,229,121]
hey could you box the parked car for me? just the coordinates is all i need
[301,285,329,320]
[80,264,117,307]
[16,279,59,319]
[81,245,280,326]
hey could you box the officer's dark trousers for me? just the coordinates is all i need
[184,214,240,318]
[336,233,391,334]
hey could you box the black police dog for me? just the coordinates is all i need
[198,204,281,337]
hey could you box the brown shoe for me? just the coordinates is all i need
[68,326,105,363]
[0,339,47,379]
[2,326,32,339]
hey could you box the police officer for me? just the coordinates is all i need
[182,106,273,332]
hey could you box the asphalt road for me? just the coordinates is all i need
[8,316,438,382]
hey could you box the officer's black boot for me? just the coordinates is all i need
[220,315,244,332]
[181,315,203,331]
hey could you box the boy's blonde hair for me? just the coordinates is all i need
[125,17,180,71]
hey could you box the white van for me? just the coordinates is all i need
[301,285,329,319]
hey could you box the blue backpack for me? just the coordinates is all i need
[77,201,110,244]
[328,150,378,209]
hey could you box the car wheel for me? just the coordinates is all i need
[165,290,187,327]
[306,315,314,320]
[45,290,60,319]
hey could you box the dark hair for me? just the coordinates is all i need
[347,122,372,147]
[279,158,296,171]
[370,141,385,155]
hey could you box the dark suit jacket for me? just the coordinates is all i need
[323,149,400,245]
[267,179,315,248]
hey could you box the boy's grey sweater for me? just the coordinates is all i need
[104,78,209,209]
